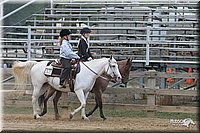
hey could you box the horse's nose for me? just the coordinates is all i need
[116,75,122,82]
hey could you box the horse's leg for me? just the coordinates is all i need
[86,95,98,117]
[32,85,43,119]
[38,92,46,110]
[81,92,89,120]
[53,91,62,120]
[96,90,106,120]
[98,97,106,120]
[124,83,127,87]
[39,86,55,117]
[70,89,88,120]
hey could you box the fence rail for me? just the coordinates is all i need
[3,87,199,115]
[2,67,199,116]
[1,25,199,65]
[1,1,198,68]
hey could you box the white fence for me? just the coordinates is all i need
[1,0,199,68]
[1,25,199,64]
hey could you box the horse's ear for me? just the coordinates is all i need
[129,57,133,62]
[127,58,132,65]
[110,55,113,60]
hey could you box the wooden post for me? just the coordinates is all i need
[146,69,157,117]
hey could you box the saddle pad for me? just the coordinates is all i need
[44,61,80,78]
[44,66,63,77]
[76,62,80,74]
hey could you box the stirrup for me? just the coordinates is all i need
[59,85,66,88]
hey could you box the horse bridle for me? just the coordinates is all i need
[105,60,118,79]
[81,60,117,81]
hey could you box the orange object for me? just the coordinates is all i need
[167,68,174,83]
[186,68,193,84]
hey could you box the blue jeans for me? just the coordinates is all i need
[59,58,71,85]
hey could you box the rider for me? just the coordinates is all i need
[77,27,94,62]
[59,29,80,88]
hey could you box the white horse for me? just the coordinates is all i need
[12,56,121,120]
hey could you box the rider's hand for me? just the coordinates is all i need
[75,56,80,61]
[88,57,92,61]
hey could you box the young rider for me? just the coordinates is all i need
[77,27,93,61]
[59,29,80,88]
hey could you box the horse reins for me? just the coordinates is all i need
[81,61,112,81]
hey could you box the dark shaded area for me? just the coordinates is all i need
[3,2,48,26]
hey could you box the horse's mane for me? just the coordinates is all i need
[117,58,132,84]
[83,58,109,65]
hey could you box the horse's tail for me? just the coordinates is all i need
[12,60,37,95]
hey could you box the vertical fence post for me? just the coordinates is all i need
[50,0,53,15]
[146,69,157,117]
[27,26,31,60]
[0,2,3,38]
[51,0,54,46]
[146,26,150,66]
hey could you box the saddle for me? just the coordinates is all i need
[44,59,80,92]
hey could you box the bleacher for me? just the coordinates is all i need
[1,0,199,69]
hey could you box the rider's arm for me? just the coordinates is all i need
[60,41,79,59]
[87,48,93,59]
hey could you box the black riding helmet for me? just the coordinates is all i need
[80,27,91,35]
[60,29,71,37]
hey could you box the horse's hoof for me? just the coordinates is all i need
[86,113,91,117]
[55,115,61,120]
[100,115,107,121]
[83,116,90,121]
[36,114,41,119]
[37,115,41,119]
[39,111,47,117]
[69,113,73,119]
[39,112,44,117]
[34,114,41,119]
[85,117,90,121]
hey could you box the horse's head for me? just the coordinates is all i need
[106,56,122,82]
[117,58,132,84]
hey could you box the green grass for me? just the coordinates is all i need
[104,110,147,118]
[3,106,199,121]
[3,106,54,115]
[156,112,199,121]
[3,106,33,114]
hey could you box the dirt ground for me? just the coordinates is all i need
[2,114,198,132]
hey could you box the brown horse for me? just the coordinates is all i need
[39,58,132,120]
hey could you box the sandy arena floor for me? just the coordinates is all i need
[3,114,198,132]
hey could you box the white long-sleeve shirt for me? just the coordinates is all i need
[60,40,79,59]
